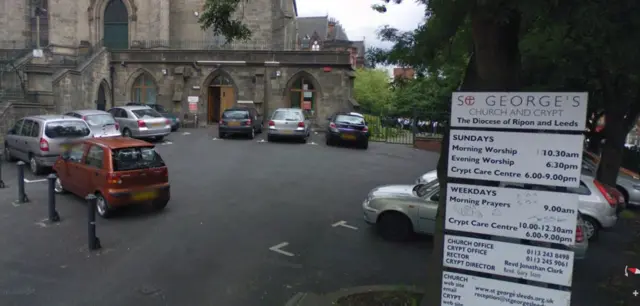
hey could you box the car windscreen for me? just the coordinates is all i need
[153,104,167,112]
[85,114,116,126]
[44,121,91,138]
[132,109,163,119]
[222,110,249,119]
[335,115,365,125]
[272,111,301,121]
[112,147,166,171]
[415,179,439,197]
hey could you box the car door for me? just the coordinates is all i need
[108,108,124,132]
[118,109,135,131]
[78,145,107,197]
[6,119,24,159]
[299,111,310,135]
[60,143,88,195]
[417,191,439,233]
[15,119,34,161]
[28,120,42,157]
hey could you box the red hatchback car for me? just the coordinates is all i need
[53,137,170,218]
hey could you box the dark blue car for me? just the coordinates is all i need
[325,112,369,149]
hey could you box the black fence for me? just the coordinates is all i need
[363,112,448,145]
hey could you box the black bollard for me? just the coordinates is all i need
[16,161,28,203]
[0,153,5,188]
[85,194,101,250]
[47,174,60,222]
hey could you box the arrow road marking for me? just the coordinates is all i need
[332,220,358,230]
[24,178,47,183]
[269,242,294,257]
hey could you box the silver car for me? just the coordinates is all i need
[582,156,640,207]
[64,109,120,138]
[3,115,92,174]
[267,108,311,142]
[415,171,620,240]
[107,106,171,140]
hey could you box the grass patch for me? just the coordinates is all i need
[335,290,424,306]
[619,209,636,220]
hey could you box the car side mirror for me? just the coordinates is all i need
[430,194,439,202]
[326,117,332,121]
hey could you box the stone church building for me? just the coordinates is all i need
[0,0,362,128]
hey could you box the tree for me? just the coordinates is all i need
[353,68,393,114]
[198,0,252,42]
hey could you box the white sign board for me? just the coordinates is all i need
[445,183,578,245]
[451,92,588,131]
[443,235,574,286]
[187,96,199,103]
[441,271,571,306]
[448,130,584,187]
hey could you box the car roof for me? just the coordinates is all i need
[26,115,85,122]
[70,109,111,116]
[84,136,154,150]
[334,112,363,117]
[114,105,152,111]
[224,108,250,112]
[274,108,302,112]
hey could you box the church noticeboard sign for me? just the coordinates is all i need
[302,101,312,110]
[188,96,199,113]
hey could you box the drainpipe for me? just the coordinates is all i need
[109,65,115,108]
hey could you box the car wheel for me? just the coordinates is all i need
[218,131,225,139]
[325,136,333,146]
[4,145,15,162]
[377,211,413,241]
[582,215,600,241]
[267,135,274,142]
[360,141,369,150]
[617,186,629,205]
[95,193,112,219]
[249,128,255,139]
[152,199,168,211]
[54,177,66,194]
[122,128,132,138]
[155,136,164,142]
[29,155,42,175]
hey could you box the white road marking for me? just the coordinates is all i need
[182,132,191,135]
[269,242,294,257]
[161,141,173,145]
[24,178,47,183]
[212,137,219,140]
[257,139,267,143]
[332,220,358,230]
[35,218,49,228]
[307,141,317,145]
[314,132,318,135]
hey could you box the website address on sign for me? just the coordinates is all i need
[474,286,554,306]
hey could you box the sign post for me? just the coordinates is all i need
[441,92,588,305]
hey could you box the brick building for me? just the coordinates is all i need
[0,0,361,133]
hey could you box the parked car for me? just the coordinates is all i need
[126,102,180,131]
[414,170,622,240]
[267,108,310,143]
[364,172,588,259]
[107,106,171,141]
[53,137,170,218]
[582,154,639,207]
[218,106,263,139]
[4,115,92,174]
[64,110,120,138]
[325,112,369,149]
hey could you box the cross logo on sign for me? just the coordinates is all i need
[464,96,475,105]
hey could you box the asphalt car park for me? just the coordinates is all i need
[0,127,438,306]
[1,127,635,306]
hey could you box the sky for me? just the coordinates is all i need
[296,0,426,74]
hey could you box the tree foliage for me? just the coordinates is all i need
[199,0,252,42]
[352,69,393,114]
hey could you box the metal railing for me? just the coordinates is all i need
[124,39,300,51]
[362,112,449,145]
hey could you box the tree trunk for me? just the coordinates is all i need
[420,6,521,306]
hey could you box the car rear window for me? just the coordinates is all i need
[112,147,165,171]
[85,114,116,126]
[335,115,365,125]
[222,110,249,119]
[272,111,302,121]
[45,121,91,138]
[132,109,163,119]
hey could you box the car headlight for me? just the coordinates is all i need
[633,184,640,191]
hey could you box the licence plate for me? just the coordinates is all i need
[228,122,240,126]
[152,123,165,128]
[132,191,157,201]
[341,134,356,140]
[280,130,292,134]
